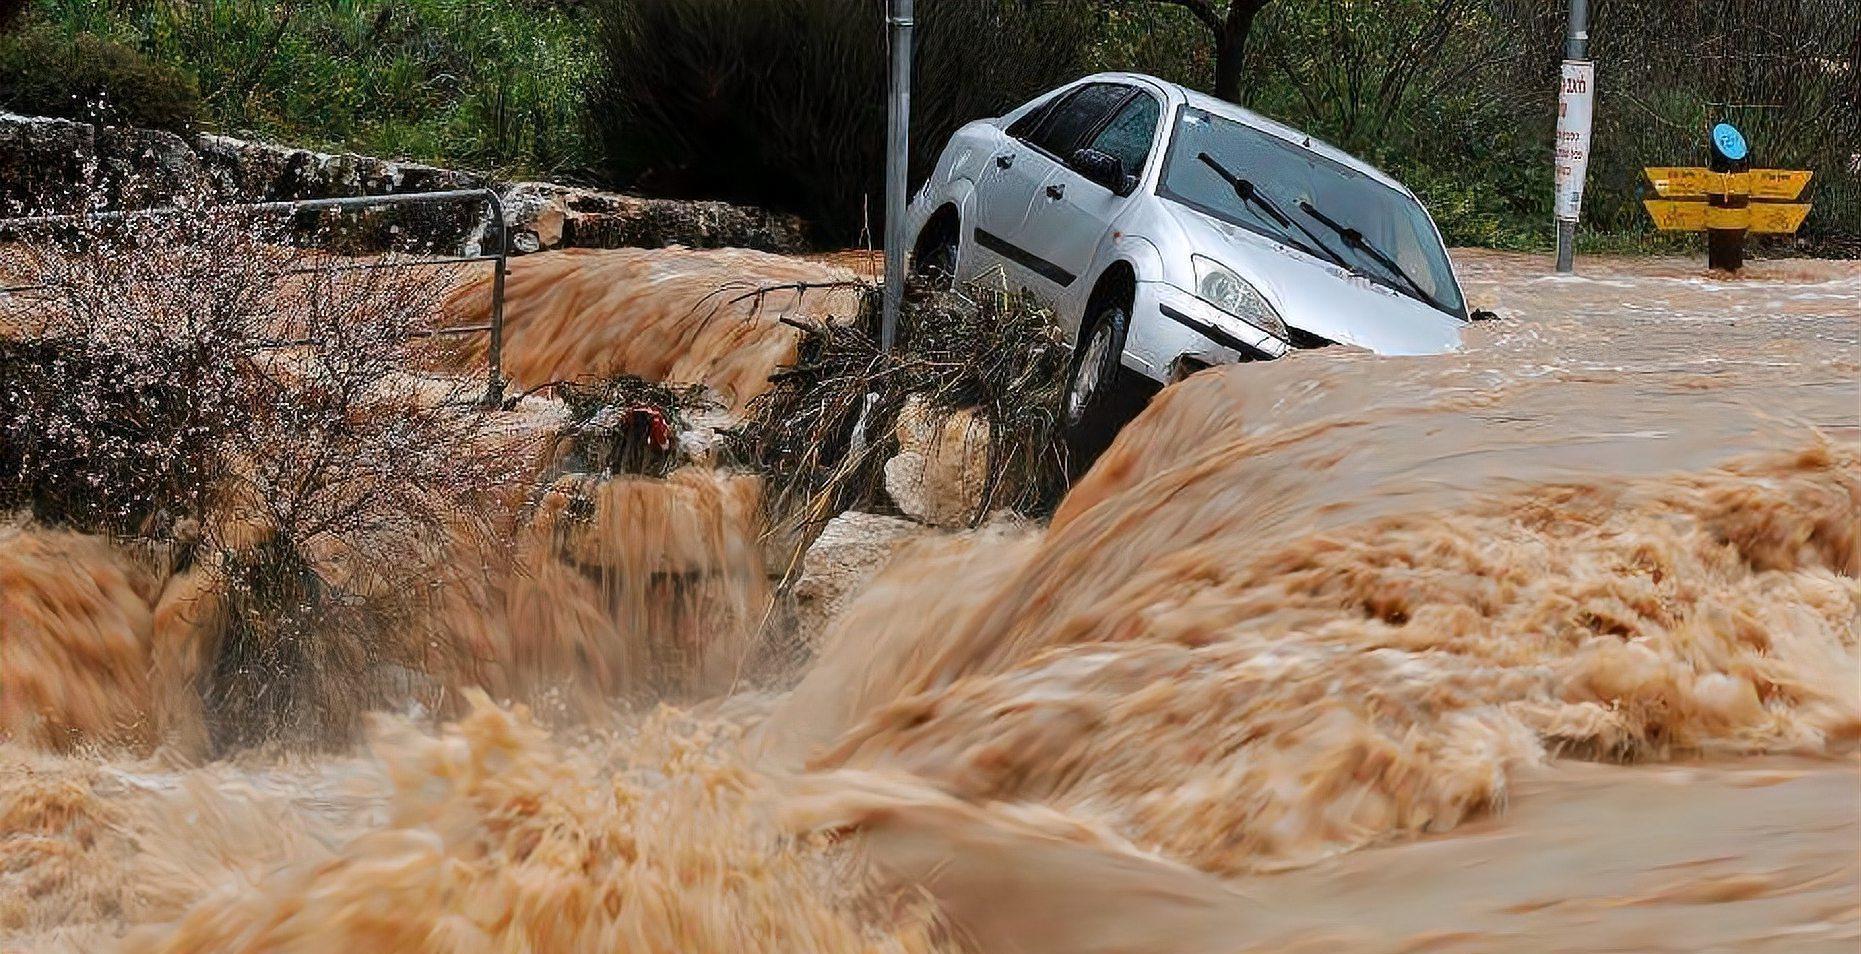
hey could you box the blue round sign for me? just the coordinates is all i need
[1711,122,1748,162]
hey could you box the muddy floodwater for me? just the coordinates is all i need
[3,250,1857,953]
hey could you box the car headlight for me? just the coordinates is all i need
[1192,255,1287,339]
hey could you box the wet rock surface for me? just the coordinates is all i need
[0,111,806,254]
[498,181,805,256]
[791,511,929,650]
[883,396,992,528]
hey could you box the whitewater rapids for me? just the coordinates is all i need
[1,250,1857,953]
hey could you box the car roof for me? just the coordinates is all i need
[1075,72,1411,195]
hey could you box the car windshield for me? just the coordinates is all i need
[1158,105,1464,317]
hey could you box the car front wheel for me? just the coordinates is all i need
[1063,301,1150,471]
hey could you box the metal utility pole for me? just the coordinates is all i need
[1553,0,1593,274]
[880,0,914,352]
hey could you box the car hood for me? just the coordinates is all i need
[1165,204,1464,356]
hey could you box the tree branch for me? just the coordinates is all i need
[1108,0,1225,38]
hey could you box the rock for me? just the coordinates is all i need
[500,180,806,254]
[501,182,569,253]
[0,113,90,214]
[791,511,929,650]
[884,395,992,528]
[0,112,200,215]
[0,112,807,255]
[192,132,481,200]
[191,133,486,254]
[94,123,200,207]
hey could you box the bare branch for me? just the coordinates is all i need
[1106,0,1224,37]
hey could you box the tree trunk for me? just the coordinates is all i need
[1213,37,1244,103]
[1212,0,1267,104]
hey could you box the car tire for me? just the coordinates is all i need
[1063,301,1151,473]
[911,222,959,289]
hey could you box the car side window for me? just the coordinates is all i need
[1084,93,1160,180]
[1005,94,1059,141]
[1020,83,1131,159]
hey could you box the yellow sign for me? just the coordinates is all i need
[1746,202,1812,234]
[1644,199,1707,231]
[1643,199,1812,234]
[1645,167,1725,197]
[1748,169,1813,200]
[1643,167,1813,200]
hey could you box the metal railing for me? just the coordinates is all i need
[0,188,510,406]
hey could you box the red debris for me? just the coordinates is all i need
[627,406,673,452]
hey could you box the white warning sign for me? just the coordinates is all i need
[1553,60,1595,222]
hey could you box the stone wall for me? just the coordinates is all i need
[0,112,808,254]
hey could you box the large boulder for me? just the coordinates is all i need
[883,396,992,528]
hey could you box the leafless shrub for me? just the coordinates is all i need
[0,200,530,750]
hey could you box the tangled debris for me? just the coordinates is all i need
[548,375,717,478]
[735,277,1072,552]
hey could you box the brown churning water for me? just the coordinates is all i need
[440,247,864,410]
[1,251,1857,952]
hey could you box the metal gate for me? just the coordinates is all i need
[0,188,511,405]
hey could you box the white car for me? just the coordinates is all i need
[905,72,1482,444]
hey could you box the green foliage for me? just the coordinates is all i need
[587,0,1093,243]
[1084,5,1211,90]
[1096,0,1857,253]
[26,0,592,178]
[1218,0,1568,248]
[15,0,1856,252]
[0,27,203,131]
[1583,0,1858,250]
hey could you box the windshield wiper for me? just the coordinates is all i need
[1194,152,1352,271]
[1296,199,1451,315]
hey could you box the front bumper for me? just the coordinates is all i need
[1123,281,1291,382]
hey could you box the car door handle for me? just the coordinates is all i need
[1045,183,1065,200]
[995,153,1014,169]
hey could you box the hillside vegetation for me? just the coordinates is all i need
[5,0,1856,252]
[8,0,591,179]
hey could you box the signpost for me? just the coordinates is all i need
[880,0,914,353]
[1553,0,1593,274]
[1642,122,1813,272]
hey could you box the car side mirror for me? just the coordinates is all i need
[1469,309,1499,322]
[1070,148,1135,196]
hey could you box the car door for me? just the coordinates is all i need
[1021,89,1162,304]
[971,82,1132,288]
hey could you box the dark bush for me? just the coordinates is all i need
[0,29,203,132]
[2,205,521,750]
[0,336,209,536]
[589,0,1092,243]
